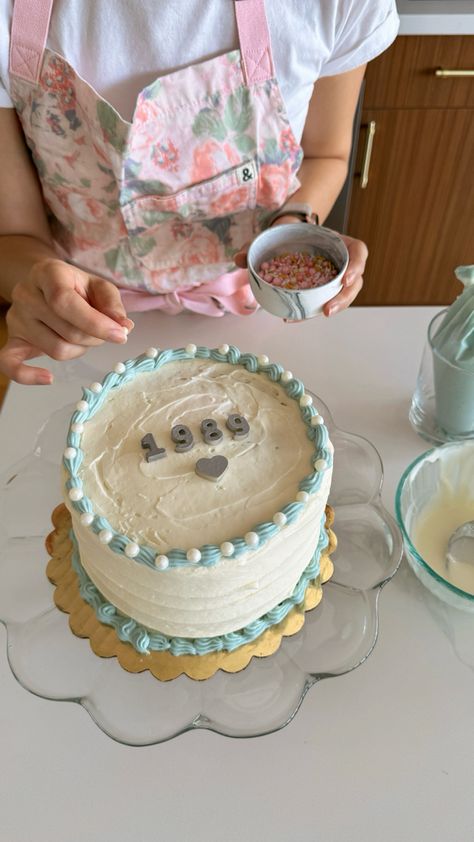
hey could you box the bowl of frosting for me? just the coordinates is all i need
[247,224,348,320]
[395,441,474,611]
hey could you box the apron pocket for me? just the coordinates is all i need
[120,161,257,270]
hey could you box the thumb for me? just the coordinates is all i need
[88,278,134,333]
[234,241,251,269]
[0,336,53,385]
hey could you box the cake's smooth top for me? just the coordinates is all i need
[79,358,315,548]
[63,345,332,570]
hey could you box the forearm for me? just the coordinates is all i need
[290,155,349,223]
[0,108,59,303]
[290,66,366,224]
[0,234,57,302]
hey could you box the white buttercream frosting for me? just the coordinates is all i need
[79,360,317,548]
[65,352,333,640]
[70,476,330,637]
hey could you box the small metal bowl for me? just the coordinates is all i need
[247,224,349,320]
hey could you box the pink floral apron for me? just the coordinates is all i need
[9,0,303,315]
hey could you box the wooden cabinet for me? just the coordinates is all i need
[348,36,474,305]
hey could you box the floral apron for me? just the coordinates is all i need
[9,0,303,315]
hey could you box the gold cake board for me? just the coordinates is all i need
[46,504,336,681]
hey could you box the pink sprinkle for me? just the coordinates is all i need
[258,251,338,291]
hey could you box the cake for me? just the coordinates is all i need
[60,344,334,673]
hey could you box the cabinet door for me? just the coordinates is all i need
[348,108,474,305]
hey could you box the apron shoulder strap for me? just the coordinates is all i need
[9,0,54,83]
[10,0,274,87]
[234,0,275,86]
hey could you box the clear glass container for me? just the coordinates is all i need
[410,309,474,444]
[395,442,474,613]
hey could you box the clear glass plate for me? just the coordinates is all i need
[0,392,402,746]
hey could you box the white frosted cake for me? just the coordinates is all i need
[62,344,333,658]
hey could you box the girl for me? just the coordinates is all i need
[0,0,399,384]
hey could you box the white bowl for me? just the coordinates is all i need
[247,224,349,320]
[395,441,474,611]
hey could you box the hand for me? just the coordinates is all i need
[0,258,134,385]
[323,233,367,317]
[233,214,302,269]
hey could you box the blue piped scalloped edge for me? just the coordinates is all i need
[71,513,329,655]
[63,345,332,569]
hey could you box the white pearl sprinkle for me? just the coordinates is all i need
[80,512,94,526]
[299,394,313,408]
[71,422,84,434]
[281,370,293,383]
[310,414,324,426]
[220,541,234,557]
[296,491,309,503]
[257,354,269,366]
[64,447,77,460]
[185,343,197,356]
[114,362,126,374]
[76,400,89,413]
[89,382,102,394]
[218,344,229,355]
[273,512,287,528]
[99,529,113,544]
[125,542,140,558]
[155,554,169,570]
[314,458,328,472]
[145,347,158,359]
[244,531,259,548]
[68,487,83,502]
[187,547,201,563]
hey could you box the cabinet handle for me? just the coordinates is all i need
[435,68,474,78]
[360,121,376,189]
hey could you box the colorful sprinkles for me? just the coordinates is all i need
[259,251,338,290]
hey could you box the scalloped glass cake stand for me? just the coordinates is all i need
[0,385,402,746]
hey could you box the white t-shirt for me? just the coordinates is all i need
[0,0,399,141]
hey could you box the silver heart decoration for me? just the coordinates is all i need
[195,455,228,482]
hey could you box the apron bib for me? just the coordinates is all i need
[9,0,303,315]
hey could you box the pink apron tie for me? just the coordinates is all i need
[119,269,257,316]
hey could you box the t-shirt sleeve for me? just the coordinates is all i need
[320,0,399,78]
[0,83,13,107]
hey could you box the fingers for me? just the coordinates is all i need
[88,278,135,333]
[4,263,136,386]
[7,310,87,362]
[233,251,248,269]
[234,240,251,269]
[41,269,130,343]
[323,234,368,316]
[340,234,369,286]
[0,337,54,385]
[39,309,105,347]
[10,291,104,348]
[7,304,92,361]
[323,274,363,316]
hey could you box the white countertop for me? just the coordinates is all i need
[1,307,473,842]
[397,0,474,34]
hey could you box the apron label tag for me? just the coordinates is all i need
[236,161,257,185]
